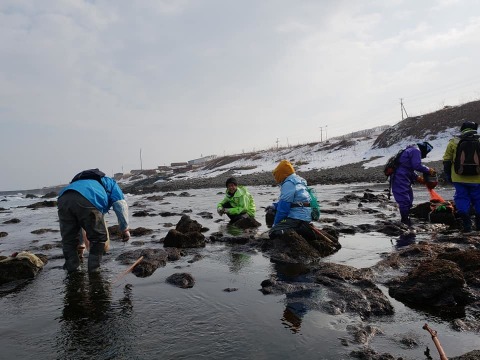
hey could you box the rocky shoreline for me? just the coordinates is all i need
[121,159,444,194]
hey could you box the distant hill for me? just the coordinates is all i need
[374,100,480,148]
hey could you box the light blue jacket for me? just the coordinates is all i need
[274,173,312,224]
[58,177,129,231]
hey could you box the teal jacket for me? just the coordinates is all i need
[217,185,256,217]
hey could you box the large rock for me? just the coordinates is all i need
[116,248,170,277]
[176,215,204,233]
[164,229,206,248]
[0,252,46,285]
[387,259,475,307]
[261,227,341,264]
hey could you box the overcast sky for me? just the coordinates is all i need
[2,0,480,191]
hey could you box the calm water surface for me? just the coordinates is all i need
[1,183,478,359]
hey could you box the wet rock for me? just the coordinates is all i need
[231,216,261,229]
[3,218,20,224]
[132,210,155,217]
[145,195,164,201]
[178,192,192,197]
[159,211,179,217]
[109,225,154,239]
[197,211,213,219]
[0,232,8,238]
[42,191,57,198]
[187,254,203,263]
[450,350,480,360]
[164,229,206,248]
[176,215,203,233]
[130,227,154,237]
[166,247,182,261]
[349,347,397,360]
[166,272,195,288]
[31,228,59,235]
[116,248,168,277]
[262,227,341,264]
[437,249,480,287]
[26,200,57,209]
[314,263,394,318]
[362,192,388,203]
[451,318,480,332]
[25,194,38,199]
[223,287,238,292]
[388,259,475,307]
[346,324,383,344]
[209,234,252,244]
[39,243,60,250]
[0,251,46,285]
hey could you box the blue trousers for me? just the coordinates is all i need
[453,182,480,215]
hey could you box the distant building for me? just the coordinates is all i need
[170,162,188,167]
[187,155,216,166]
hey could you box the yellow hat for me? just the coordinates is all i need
[273,160,295,183]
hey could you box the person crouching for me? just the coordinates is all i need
[217,177,256,223]
[268,160,313,239]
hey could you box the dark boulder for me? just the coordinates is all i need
[231,216,261,229]
[166,272,195,288]
[176,215,203,233]
[387,259,475,307]
[26,200,57,209]
[116,248,169,277]
[164,229,206,248]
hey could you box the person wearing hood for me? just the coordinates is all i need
[268,160,314,239]
[443,121,480,232]
[391,141,436,226]
[217,177,256,222]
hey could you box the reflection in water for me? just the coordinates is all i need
[396,232,417,249]
[228,252,252,273]
[272,262,315,334]
[56,272,136,359]
[225,224,243,236]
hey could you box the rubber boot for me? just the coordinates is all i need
[460,213,472,233]
[88,242,105,273]
[400,209,412,227]
[63,248,80,273]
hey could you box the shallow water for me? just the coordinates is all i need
[1,183,478,359]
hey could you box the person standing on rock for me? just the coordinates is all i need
[57,169,130,273]
[217,177,256,222]
[443,121,480,232]
[391,142,435,226]
[268,160,315,239]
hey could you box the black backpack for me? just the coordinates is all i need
[454,135,480,175]
[71,168,106,187]
[383,149,404,178]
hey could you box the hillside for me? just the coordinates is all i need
[4,100,476,196]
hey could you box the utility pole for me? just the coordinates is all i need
[400,98,409,120]
[319,125,328,142]
[276,138,279,150]
[140,148,143,170]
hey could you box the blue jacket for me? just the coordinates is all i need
[274,173,312,225]
[58,177,129,231]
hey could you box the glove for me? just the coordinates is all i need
[265,205,276,213]
[416,176,426,184]
[217,207,225,216]
[428,168,436,176]
[121,229,131,242]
